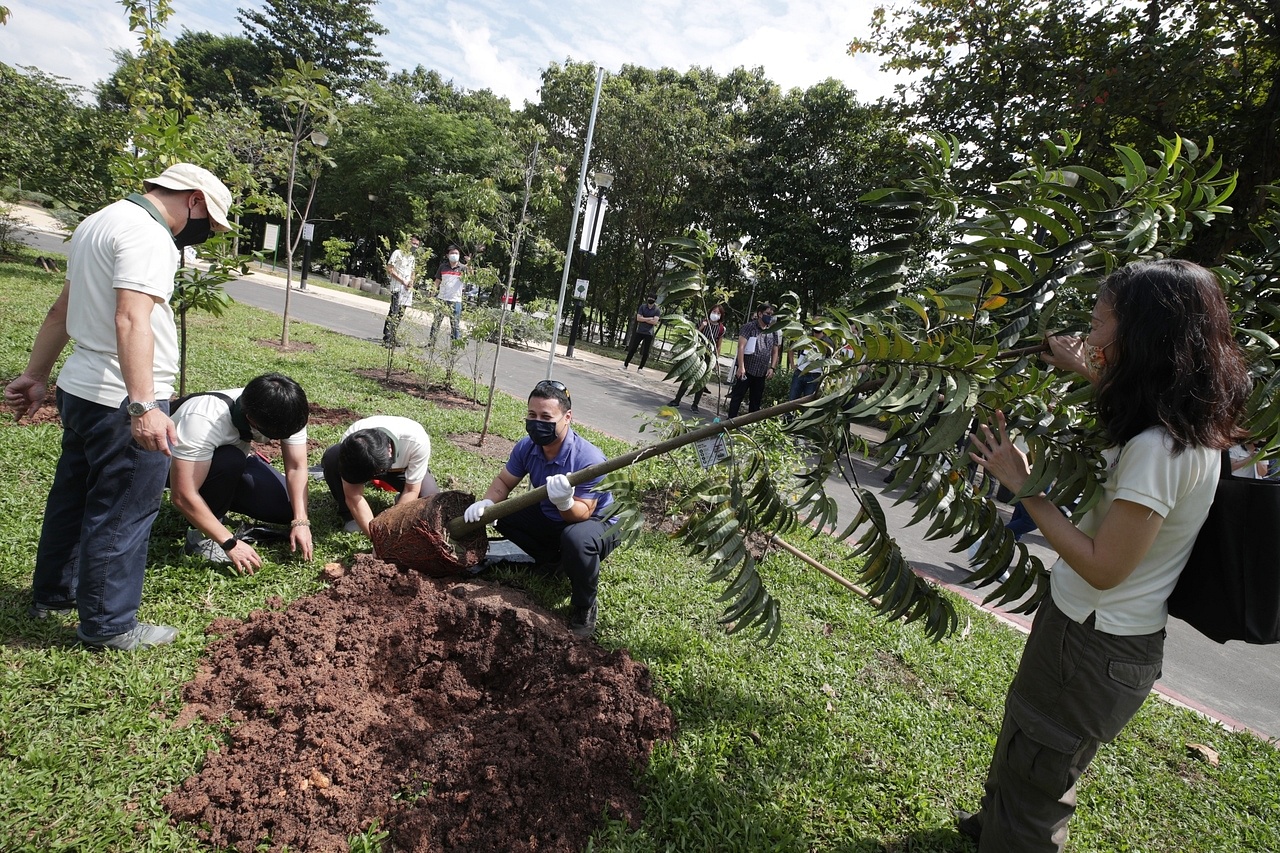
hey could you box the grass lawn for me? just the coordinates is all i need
[1,254,1277,852]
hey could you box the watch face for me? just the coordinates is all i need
[127,401,154,416]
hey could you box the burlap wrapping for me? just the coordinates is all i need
[368,490,489,578]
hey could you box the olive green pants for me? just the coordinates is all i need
[973,595,1165,852]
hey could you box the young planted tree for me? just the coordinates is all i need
[257,60,338,347]
[616,132,1280,642]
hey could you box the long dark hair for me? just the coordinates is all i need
[1094,260,1249,451]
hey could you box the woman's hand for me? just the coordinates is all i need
[1041,334,1090,378]
[968,410,1032,495]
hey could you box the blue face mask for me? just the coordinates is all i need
[760,314,775,327]
[525,418,560,446]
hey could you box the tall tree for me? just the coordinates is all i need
[99,30,277,114]
[719,79,915,318]
[237,0,388,96]
[850,0,1280,260]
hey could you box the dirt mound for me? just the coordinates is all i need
[163,554,676,852]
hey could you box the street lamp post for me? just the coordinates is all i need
[566,170,613,358]
[364,193,378,277]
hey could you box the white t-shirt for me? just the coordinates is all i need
[56,198,181,406]
[437,262,465,303]
[1052,427,1219,635]
[387,248,416,296]
[342,415,431,485]
[1228,444,1262,479]
[171,388,307,462]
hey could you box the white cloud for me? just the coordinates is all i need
[2,0,903,105]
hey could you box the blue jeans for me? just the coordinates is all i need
[789,370,820,401]
[428,300,463,341]
[33,391,172,638]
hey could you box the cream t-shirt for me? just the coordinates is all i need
[1052,427,1219,635]
[56,199,180,406]
[342,416,431,485]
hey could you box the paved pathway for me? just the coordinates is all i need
[15,204,1279,741]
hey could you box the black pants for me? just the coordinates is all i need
[624,332,655,369]
[319,442,439,521]
[495,503,620,610]
[383,292,407,345]
[726,373,766,418]
[189,445,294,524]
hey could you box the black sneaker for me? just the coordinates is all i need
[955,810,982,842]
[666,399,680,407]
[569,601,598,638]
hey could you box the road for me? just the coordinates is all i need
[21,212,1280,741]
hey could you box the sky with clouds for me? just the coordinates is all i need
[1,0,907,106]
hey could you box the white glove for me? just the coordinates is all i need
[546,474,576,511]
[463,499,494,524]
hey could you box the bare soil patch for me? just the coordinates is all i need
[355,368,477,409]
[163,554,676,853]
[446,431,517,462]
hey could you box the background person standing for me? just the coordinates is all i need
[726,303,781,418]
[382,235,420,346]
[667,302,728,413]
[4,163,233,651]
[622,293,661,371]
[429,245,467,341]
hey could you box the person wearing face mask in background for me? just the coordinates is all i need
[463,381,620,637]
[621,292,662,372]
[727,302,782,418]
[428,244,467,342]
[168,373,313,572]
[667,302,728,413]
[4,163,233,651]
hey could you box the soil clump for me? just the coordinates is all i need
[163,554,676,852]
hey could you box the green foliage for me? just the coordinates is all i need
[321,236,354,271]
[3,262,1279,851]
[0,201,26,256]
[650,132,1268,641]
[238,0,389,97]
[0,62,123,210]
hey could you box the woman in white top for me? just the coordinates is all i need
[961,260,1250,852]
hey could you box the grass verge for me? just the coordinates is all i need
[1,257,1276,852]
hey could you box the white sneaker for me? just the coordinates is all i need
[185,529,230,564]
[343,518,362,534]
[966,535,984,562]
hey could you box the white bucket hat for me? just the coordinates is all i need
[144,163,233,232]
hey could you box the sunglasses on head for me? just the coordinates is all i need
[535,379,570,400]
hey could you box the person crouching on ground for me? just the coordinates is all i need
[463,380,620,637]
[321,415,440,535]
[169,373,312,573]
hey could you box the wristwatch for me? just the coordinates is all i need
[127,400,160,417]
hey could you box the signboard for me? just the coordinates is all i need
[572,278,589,300]
[693,432,730,469]
[301,222,315,242]
[262,223,280,252]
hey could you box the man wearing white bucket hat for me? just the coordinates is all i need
[4,163,233,651]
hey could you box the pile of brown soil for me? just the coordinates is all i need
[163,554,676,852]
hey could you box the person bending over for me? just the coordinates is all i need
[169,373,312,573]
[321,415,440,535]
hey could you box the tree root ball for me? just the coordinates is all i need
[369,490,488,577]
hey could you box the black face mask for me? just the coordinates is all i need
[525,418,560,446]
[173,208,213,248]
